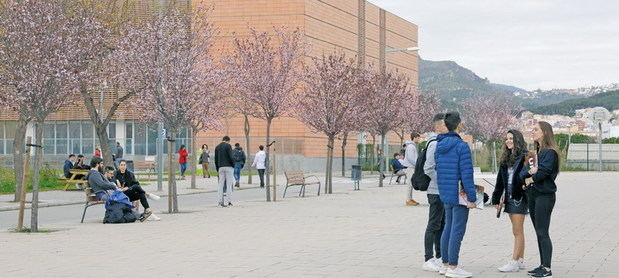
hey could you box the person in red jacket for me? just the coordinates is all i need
[178,145,189,179]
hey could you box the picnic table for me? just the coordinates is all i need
[61,169,89,191]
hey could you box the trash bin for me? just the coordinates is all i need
[125,160,135,172]
[351,165,361,190]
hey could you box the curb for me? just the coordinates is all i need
[0,185,262,212]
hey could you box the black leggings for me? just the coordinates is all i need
[124,185,150,210]
[528,191,555,268]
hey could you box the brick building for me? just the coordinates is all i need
[0,0,418,171]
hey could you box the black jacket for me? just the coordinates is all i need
[214,142,234,170]
[115,170,139,188]
[519,149,559,194]
[492,154,526,204]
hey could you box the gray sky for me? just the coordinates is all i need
[371,0,619,90]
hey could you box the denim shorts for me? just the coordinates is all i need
[504,197,528,214]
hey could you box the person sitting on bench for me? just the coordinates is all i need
[63,154,76,178]
[87,157,117,202]
[391,153,407,183]
[114,160,159,220]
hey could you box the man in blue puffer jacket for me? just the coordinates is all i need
[435,112,477,278]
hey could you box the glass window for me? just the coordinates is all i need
[134,123,146,155]
[125,122,133,154]
[147,125,157,156]
[43,124,55,154]
[107,122,116,152]
[5,121,16,138]
[0,123,4,154]
[81,122,94,155]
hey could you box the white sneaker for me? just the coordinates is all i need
[422,259,441,272]
[438,264,448,275]
[147,213,161,221]
[445,267,473,278]
[147,193,161,201]
[517,258,526,270]
[498,260,520,272]
[433,258,444,269]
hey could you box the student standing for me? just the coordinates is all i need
[403,132,422,206]
[94,146,102,158]
[215,136,235,207]
[421,113,447,272]
[199,144,211,178]
[177,145,188,179]
[520,121,560,278]
[435,112,477,278]
[232,143,246,188]
[252,145,267,188]
[492,130,529,272]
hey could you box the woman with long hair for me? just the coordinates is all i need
[199,144,211,178]
[492,130,529,272]
[520,121,560,278]
[178,145,189,179]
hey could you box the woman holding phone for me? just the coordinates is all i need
[520,121,560,278]
[491,130,529,272]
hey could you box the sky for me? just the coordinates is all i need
[371,0,619,90]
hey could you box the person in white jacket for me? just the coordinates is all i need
[252,145,267,187]
[402,132,422,206]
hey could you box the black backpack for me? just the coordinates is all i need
[411,139,436,191]
[232,148,245,163]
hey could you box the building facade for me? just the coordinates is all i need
[0,0,419,171]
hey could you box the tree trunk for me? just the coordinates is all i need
[30,119,44,232]
[264,117,272,202]
[244,114,252,184]
[341,133,347,177]
[378,133,386,188]
[492,141,498,174]
[327,136,335,194]
[370,134,376,174]
[12,118,29,202]
[167,133,178,213]
[190,126,198,189]
[95,124,114,167]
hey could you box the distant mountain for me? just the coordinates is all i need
[418,58,583,110]
[528,90,619,116]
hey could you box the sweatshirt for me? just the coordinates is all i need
[214,142,234,170]
[423,135,439,195]
[401,140,418,168]
[519,149,559,194]
[87,169,117,194]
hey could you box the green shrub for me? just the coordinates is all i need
[0,166,64,194]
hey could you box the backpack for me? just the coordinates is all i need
[232,148,245,163]
[411,139,436,191]
[103,202,137,224]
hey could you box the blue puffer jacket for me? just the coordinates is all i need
[435,132,477,204]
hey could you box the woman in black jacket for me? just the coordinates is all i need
[492,130,529,272]
[114,160,160,221]
[520,121,560,278]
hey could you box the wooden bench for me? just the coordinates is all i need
[283,171,321,198]
[61,169,89,191]
[81,184,104,223]
[133,160,156,179]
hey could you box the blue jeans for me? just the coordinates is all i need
[233,162,243,182]
[180,162,187,176]
[441,203,470,266]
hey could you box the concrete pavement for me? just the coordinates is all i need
[0,172,618,278]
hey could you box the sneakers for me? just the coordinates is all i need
[146,193,161,201]
[528,265,544,276]
[445,267,473,278]
[530,268,552,278]
[422,258,441,272]
[498,260,520,272]
[518,258,526,270]
[438,264,448,275]
[228,202,233,206]
[147,213,161,221]
[139,210,152,222]
[406,200,420,206]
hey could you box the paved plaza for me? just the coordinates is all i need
[1,172,618,278]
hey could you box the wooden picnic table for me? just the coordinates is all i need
[61,169,90,191]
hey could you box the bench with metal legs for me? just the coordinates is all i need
[81,186,104,223]
[283,171,321,198]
